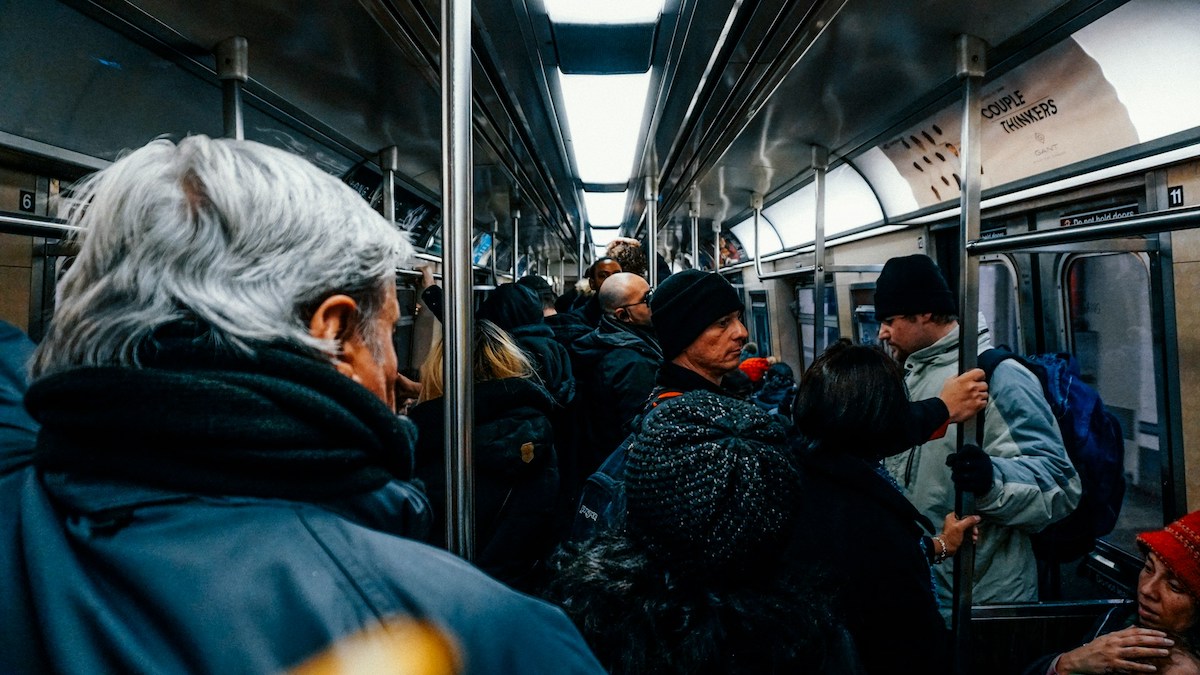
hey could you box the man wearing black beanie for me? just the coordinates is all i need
[568,270,750,543]
[874,254,1080,622]
[649,269,747,392]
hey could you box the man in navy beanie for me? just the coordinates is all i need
[875,254,1079,621]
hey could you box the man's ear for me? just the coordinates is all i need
[614,308,628,323]
[308,294,361,378]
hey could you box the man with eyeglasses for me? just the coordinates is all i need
[569,273,663,482]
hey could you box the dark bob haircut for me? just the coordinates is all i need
[792,339,910,458]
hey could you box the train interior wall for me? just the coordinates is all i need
[1167,160,1200,511]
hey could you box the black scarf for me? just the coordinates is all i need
[655,361,727,396]
[26,340,416,501]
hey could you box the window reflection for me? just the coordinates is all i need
[1065,253,1160,554]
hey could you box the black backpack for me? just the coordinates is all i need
[565,389,682,545]
[978,348,1126,562]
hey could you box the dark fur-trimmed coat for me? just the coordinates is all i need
[545,533,862,674]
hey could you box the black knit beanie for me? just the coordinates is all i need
[625,390,798,579]
[650,270,743,360]
[873,254,957,319]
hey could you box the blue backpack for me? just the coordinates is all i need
[978,348,1126,563]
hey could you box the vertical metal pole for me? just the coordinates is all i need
[689,198,700,271]
[813,145,829,358]
[379,146,399,223]
[490,218,499,283]
[558,248,566,294]
[441,0,474,560]
[646,176,659,287]
[577,217,585,281]
[752,193,765,281]
[512,208,520,280]
[953,34,986,674]
[713,221,722,272]
[215,37,248,140]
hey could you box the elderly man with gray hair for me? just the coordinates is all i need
[0,136,602,674]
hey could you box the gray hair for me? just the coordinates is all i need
[33,136,413,377]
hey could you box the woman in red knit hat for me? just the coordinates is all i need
[1030,511,1200,674]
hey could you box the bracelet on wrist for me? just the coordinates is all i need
[931,535,950,564]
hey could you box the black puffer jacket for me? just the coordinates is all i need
[480,284,575,407]
[784,442,948,675]
[545,311,592,350]
[572,293,603,328]
[569,316,663,478]
[410,377,560,591]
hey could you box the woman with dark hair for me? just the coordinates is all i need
[545,390,860,674]
[1025,511,1200,674]
[409,320,560,591]
[785,339,979,674]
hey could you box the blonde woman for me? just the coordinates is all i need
[408,320,560,591]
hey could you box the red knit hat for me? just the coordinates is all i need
[1138,510,1200,599]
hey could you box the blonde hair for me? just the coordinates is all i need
[418,320,534,403]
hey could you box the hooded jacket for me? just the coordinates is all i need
[570,316,663,476]
[0,342,601,674]
[883,321,1081,616]
[545,311,592,350]
[480,284,576,407]
[410,377,560,591]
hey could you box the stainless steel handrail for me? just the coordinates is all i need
[966,206,1200,254]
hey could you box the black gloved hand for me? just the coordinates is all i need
[945,443,994,496]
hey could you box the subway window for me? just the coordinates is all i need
[796,276,838,368]
[979,258,1021,351]
[1063,252,1161,554]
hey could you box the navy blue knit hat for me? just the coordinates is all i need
[873,254,957,319]
[650,270,743,360]
[626,390,797,578]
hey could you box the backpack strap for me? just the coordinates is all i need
[977,347,1018,381]
[650,390,683,407]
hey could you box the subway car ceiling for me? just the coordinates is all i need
[2,0,1199,272]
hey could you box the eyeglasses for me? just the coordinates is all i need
[616,290,652,311]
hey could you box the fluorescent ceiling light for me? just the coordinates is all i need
[559,71,652,184]
[583,191,628,227]
[590,227,621,247]
[544,0,663,25]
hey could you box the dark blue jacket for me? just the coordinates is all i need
[0,342,602,674]
[0,320,37,474]
[0,470,602,673]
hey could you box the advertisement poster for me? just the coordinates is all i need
[880,39,1139,209]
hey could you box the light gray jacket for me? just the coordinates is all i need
[884,323,1081,619]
